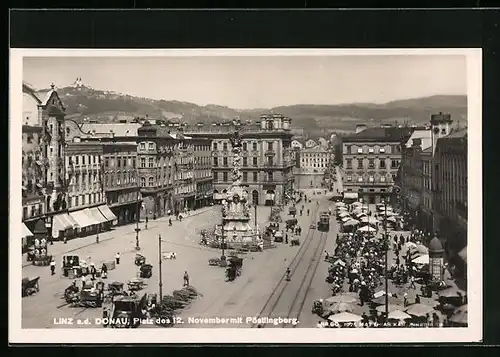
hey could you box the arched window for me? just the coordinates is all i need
[148,177,154,186]
[140,177,146,187]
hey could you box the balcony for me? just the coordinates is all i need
[265,150,276,157]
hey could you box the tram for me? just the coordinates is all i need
[317,212,330,232]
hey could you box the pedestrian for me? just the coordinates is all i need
[307,209,310,216]
[50,259,56,276]
[101,263,108,279]
[285,233,288,244]
[81,274,87,290]
[145,216,149,229]
[90,264,96,281]
[183,271,190,287]
[169,218,172,226]
[63,236,67,244]
[410,275,416,289]
[285,268,291,281]
[403,293,408,307]
[115,252,120,265]
[415,294,421,304]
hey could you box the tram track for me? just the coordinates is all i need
[251,204,322,328]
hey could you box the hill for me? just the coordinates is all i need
[40,85,467,132]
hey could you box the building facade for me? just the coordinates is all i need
[294,144,331,189]
[421,147,434,233]
[186,114,295,206]
[173,133,196,213]
[342,126,413,204]
[433,129,468,261]
[22,83,68,238]
[192,138,213,209]
[102,142,141,225]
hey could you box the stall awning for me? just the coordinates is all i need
[343,192,359,199]
[97,205,118,222]
[69,209,96,228]
[88,207,109,224]
[22,223,33,238]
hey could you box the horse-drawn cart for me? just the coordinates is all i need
[128,278,147,292]
[135,253,146,266]
[22,276,40,297]
[291,236,300,246]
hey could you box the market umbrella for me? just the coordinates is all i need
[403,242,418,250]
[372,295,403,306]
[333,259,346,267]
[344,220,360,227]
[388,310,412,320]
[326,293,358,304]
[412,254,430,265]
[360,216,379,224]
[352,201,363,206]
[339,212,350,217]
[335,202,346,207]
[439,286,466,299]
[328,302,355,314]
[357,225,376,233]
[328,312,362,323]
[384,216,397,223]
[376,304,404,313]
[414,244,429,255]
[448,304,468,326]
[341,216,351,222]
[405,303,436,317]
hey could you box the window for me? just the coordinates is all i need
[267,172,273,181]
[379,160,386,169]
[243,172,248,182]
[253,172,258,182]
[357,159,363,169]
[357,147,363,154]
[140,157,146,167]
[267,142,273,151]
[380,176,386,182]
[369,176,374,182]
[368,159,375,169]
[346,159,352,169]
[252,142,257,151]
[243,142,247,151]
[148,157,154,168]
[213,172,218,181]
[253,157,258,166]
[213,157,218,167]
[391,160,398,169]
[104,158,109,167]
[368,147,374,153]
[267,157,273,166]
[223,143,228,151]
[358,177,363,182]
[223,157,228,167]
[148,177,154,186]
[223,172,228,182]
[213,142,218,150]
[379,147,386,153]
[148,143,154,150]
[75,196,79,206]
[117,158,121,168]
[346,176,352,182]
[140,143,146,150]
[243,157,248,167]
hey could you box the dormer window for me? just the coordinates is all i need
[357,148,363,154]
[379,148,385,153]
[358,177,363,182]
[368,147,374,153]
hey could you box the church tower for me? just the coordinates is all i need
[430,112,453,149]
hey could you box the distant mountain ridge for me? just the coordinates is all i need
[39,85,467,133]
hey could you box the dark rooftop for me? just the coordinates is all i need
[343,127,414,143]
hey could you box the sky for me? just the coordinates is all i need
[23,55,467,109]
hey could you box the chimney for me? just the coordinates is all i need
[355,124,367,134]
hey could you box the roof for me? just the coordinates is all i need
[81,123,142,137]
[343,127,414,143]
[405,130,432,150]
[429,237,444,252]
[22,82,42,103]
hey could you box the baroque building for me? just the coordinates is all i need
[186,114,295,206]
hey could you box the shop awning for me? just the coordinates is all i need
[343,192,359,199]
[22,223,33,238]
[52,213,77,233]
[97,205,118,222]
[88,207,109,224]
[69,209,96,228]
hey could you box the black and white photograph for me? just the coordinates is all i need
[9,49,482,343]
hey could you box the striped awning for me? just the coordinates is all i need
[69,209,97,228]
[97,205,118,222]
[52,213,77,235]
[88,207,109,224]
[22,223,33,238]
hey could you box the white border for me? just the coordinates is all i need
[9,48,482,344]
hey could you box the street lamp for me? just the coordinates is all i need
[382,198,389,321]
[45,216,54,245]
[135,191,141,251]
[158,234,163,301]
